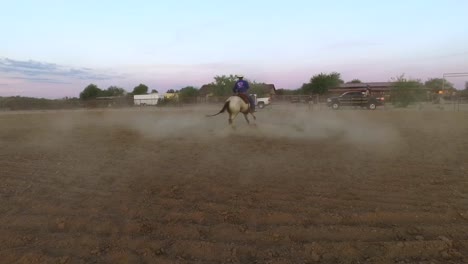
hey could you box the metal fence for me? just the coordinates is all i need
[1,95,467,112]
[0,97,134,111]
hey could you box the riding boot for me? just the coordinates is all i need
[250,104,256,113]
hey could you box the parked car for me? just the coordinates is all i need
[326,91,384,110]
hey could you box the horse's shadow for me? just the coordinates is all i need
[230,123,258,131]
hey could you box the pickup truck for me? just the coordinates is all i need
[250,94,271,109]
[326,91,384,110]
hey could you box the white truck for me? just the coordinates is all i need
[250,94,271,109]
[134,94,161,106]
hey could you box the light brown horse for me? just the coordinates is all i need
[206,95,256,125]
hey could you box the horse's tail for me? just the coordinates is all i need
[206,101,230,117]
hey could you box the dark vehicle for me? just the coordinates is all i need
[326,91,385,110]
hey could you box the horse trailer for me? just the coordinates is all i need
[134,94,161,106]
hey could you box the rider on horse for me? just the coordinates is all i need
[233,75,255,112]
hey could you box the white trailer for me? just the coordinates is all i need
[134,94,161,106]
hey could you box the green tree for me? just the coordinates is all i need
[347,79,362,84]
[249,82,270,97]
[167,89,176,93]
[424,78,454,93]
[178,86,199,102]
[391,74,425,107]
[303,72,344,94]
[132,84,148,95]
[101,86,126,97]
[299,83,312,94]
[275,88,288,95]
[151,89,158,94]
[208,74,275,97]
[178,86,199,97]
[79,84,102,100]
[211,74,237,96]
[462,86,468,97]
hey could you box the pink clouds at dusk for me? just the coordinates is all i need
[1,55,468,99]
[2,1,468,98]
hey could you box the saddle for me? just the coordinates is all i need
[236,93,250,104]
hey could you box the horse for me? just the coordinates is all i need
[206,95,256,125]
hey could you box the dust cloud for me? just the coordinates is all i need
[143,106,397,147]
[17,105,403,153]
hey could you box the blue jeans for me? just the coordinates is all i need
[248,96,255,110]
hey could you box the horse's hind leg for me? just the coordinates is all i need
[243,114,250,124]
[250,112,256,120]
[228,118,236,130]
[229,112,238,129]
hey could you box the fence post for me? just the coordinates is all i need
[317,95,321,110]
[453,95,456,112]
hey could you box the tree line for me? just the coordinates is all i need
[79,83,155,100]
[78,75,275,101]
[79,72,465,107]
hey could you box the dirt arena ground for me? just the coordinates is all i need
[1,105,467,264]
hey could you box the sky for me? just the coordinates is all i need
[1,0,468,98]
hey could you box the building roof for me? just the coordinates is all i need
[95,96,126,100]
[263,84,276,94]
[199,84,216,96]
[336,82,394,89]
